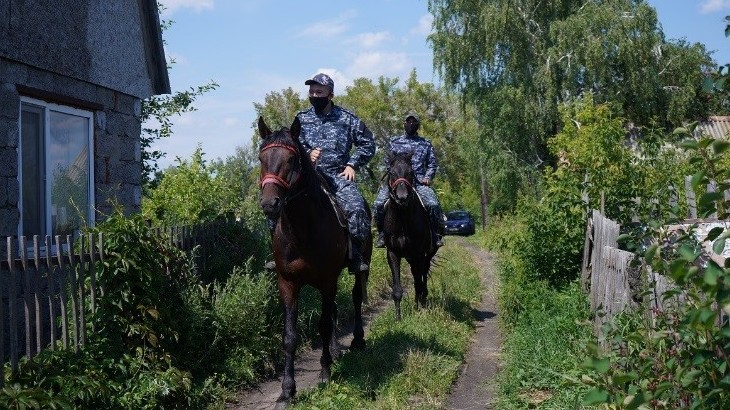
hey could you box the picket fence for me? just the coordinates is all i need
[0,219,242,386]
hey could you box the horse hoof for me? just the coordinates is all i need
[350,338,366,351]
[320,368,331,382]
[274,399,290,410]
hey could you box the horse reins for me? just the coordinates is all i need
[260,143,304,201]
[389,176,412,191]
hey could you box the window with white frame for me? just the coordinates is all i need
[18,97,95,240]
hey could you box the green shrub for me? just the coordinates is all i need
[212,266,281,384]
[582,133,730,408]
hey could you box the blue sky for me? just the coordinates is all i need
[153,0,730,169]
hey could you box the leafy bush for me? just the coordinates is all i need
[89,207,197,366]
[582,132,730,408]
[211,266,281,384]
[142,147,245,226]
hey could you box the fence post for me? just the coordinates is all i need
[7,237,19,374]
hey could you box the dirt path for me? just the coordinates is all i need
[226,236,501,410]
[444,238,501,410]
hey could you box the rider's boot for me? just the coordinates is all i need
[375,231,386,248]
[374,207,385,248]
[264,219,277,270]
[348,239,369,274]
[430,208,445,248]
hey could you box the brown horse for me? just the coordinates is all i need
[382,151,437,321]
[257,116,369,408]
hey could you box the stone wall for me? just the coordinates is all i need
[0,58,143,238]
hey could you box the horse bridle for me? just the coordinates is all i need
[387,170,415,203]
[260,142,304,203]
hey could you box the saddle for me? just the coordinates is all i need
[315,170,348,229]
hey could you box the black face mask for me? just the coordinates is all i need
[404,123,419,136]
[309,96,330,112]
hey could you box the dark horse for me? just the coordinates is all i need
[258,116,369,408]
[382,151,438,321]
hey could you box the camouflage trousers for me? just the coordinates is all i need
[328,174,371,244]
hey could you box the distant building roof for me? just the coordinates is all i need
[696,116,730,140]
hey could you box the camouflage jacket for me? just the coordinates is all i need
[386,133,438,182]
[296,105,375,175]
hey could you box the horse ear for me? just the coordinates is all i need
[258,116,272,139]
[404,152,414,162]
[290,117,301,140]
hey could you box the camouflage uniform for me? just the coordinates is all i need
[374,121,445,243]
[296,105,375,244]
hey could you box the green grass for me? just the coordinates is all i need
[494,279,594,409]
[288,240,482,409]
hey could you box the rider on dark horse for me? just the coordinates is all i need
[267,73,375,275]
[374,113,446,249]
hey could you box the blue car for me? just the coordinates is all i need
[443,210,476,236]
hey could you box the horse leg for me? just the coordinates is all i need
[411,259,428,309]
[387,250,403,321]
[329,301,342,359]
[277,282,299,406]
[350,271,368,351]
[318,291,337,382]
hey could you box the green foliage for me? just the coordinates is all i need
[141,82,219,190]
[142,147,243,225]
[581,134,730,408]
[89,207,196,365]
[210,266,281,384]
[429,0,714,214]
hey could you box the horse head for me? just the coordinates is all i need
[258,116,304,219]
[386,151,415,208]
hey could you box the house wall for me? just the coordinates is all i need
[0,59,144,237]
[0,0,161,100]
[0,0,169,239]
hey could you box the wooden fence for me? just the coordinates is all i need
[581,209,728,340]
[0,219,245,385]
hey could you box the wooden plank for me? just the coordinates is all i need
[33,236,42,356]
[0,240,6,385]
[580,216,593,293]
[88,233,97,333]
[78,236,86,348]
[45,236,56,351]
[7,238,19,373]
[20,236,32,360]
[66,235,79,354]
[55,235,69,350]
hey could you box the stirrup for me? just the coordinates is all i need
[375,233,385,248]
[264,260,276,271]
[434,234,443,248]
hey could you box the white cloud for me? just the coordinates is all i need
[223,117,239,126]
[298,10,356,38]
[356,32,390,48]
[159,0,214,15]
[411,13,433,36]
[346,51,409,79]
[700,0,730,13]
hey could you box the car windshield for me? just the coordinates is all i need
[446,211,469,220]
